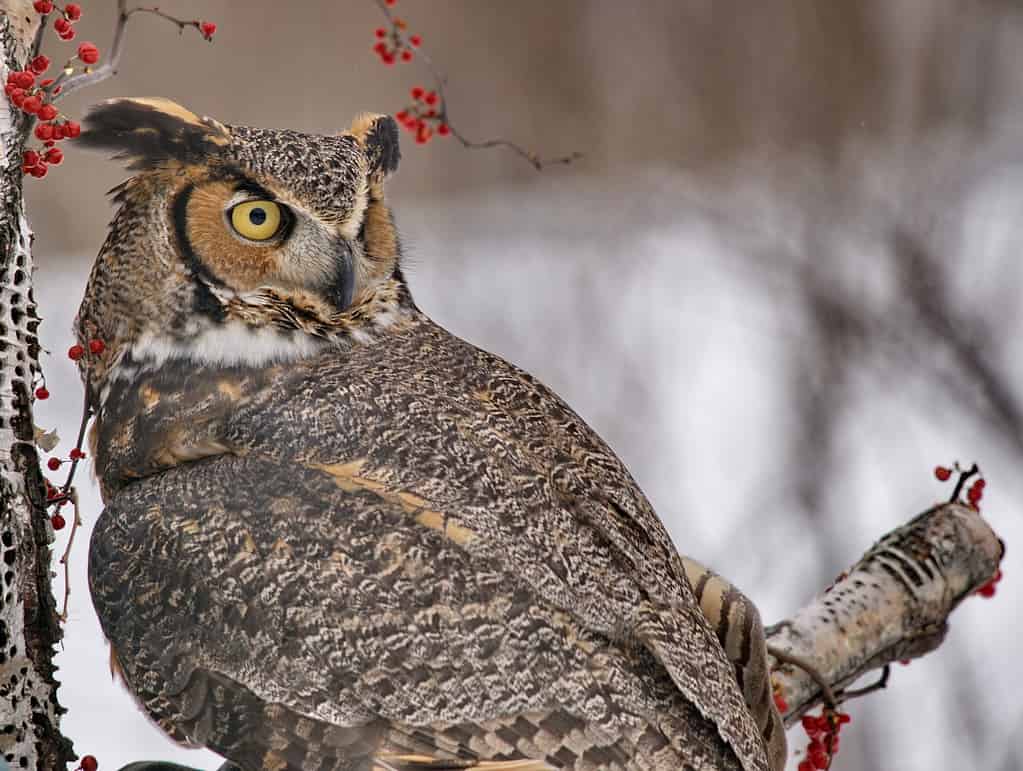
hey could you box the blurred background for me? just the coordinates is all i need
[24,1,1022,769]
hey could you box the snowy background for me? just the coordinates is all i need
[22,1,1023,769]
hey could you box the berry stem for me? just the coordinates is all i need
[57,488,82,622]
[767,644,839,712]
[949,462,979,504]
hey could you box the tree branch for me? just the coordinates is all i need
[767,502,1004,724]
[51,0,210,102]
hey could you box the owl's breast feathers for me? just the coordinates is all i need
[89,313,771,771]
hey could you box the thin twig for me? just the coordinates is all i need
[49,1,209,102]
[57,487,81,621]
[372,0,582,171]
[949,462,979,504]
[838,664,890,700]
[767,644,839,710]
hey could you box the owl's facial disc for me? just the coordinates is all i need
[175,177,355,313]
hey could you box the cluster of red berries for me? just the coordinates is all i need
[797,710,851,771]
[934,464,987,508]
[5,42,91,177]
[34,1,83,40]
[68,338,105,360]
[372,18,421,65]
[976,567,1003,599]
[44,477,67,530]
[395,86,450,144]
[46,448,85,472]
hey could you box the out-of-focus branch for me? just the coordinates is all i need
[768,502,1004,724]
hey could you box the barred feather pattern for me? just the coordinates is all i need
[89,313,777,771]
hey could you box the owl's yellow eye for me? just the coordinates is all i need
[229,200,283,241]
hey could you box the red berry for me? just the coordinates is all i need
[400,50,413,61]
[808,748,829,769]
[798,762,814,771]
[836,712,851,725]
[375,27,387,38]
[437,123,450,136]
[64,120,81,138]
[382,52,395,65]
[410,86,424,100]
[58,27,75,40]
[373,41,386,54]
[395,109,409,122]
[69,447,85,460]
[44,147,63,164]
[80,755,98,771]
[200,21,216,39]
[23,150,40,166]
[14,70,35,88]
[424,90,438,106]
[9,89,25,107]
[384,0,396,5]
[65,2,82,20]
[37,103,57,121]
[773,693,788,713]
[409,34,421,47]
[51,513,66,530]
[934,466,951,481]
[33,0,53,12]
[47,457,61,471]
[34,123,54,142]
[21,95,42,114]
[68,344,84,360]
[35,386,50,400]
[29,55,50,74]
[77,42,100,65]
[415,125,431,144]
[88,338,105,354]
[53,16,70,32]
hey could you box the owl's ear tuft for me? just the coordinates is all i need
[78,97,231,170]
[347,113,400,179]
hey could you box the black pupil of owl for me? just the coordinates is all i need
[249,207,267,226]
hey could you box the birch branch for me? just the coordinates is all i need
[767,502,1005,725]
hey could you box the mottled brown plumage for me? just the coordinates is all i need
[78,98,784,771]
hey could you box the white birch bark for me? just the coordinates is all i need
[0,4,74,769]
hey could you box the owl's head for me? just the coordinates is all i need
[75,97,411,397]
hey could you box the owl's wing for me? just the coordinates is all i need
[220,319,770,771]
[90,318,768,771]
[90,450,739,771]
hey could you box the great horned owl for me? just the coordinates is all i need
[76,98,786,771]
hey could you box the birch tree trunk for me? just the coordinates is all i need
[0,3,75,769]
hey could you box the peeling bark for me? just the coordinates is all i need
[768,502,1004,724]
[0,5,75,770]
